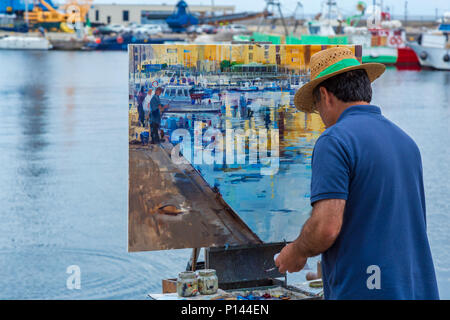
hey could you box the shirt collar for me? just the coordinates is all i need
[337,105,381,123]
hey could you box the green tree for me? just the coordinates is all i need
[220,60,231,72]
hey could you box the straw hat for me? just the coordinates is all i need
[294,47,386,113]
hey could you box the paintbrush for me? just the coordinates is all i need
[265,253,280,272]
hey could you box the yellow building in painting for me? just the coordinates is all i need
[142,44,223,71]
[141,44,283,71]
[138,44,357,75]
[284,45,305,71]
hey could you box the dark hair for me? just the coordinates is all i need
[313,69,372,104]
[156,87,163,92]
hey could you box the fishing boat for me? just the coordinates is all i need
[263,82,281,92]
[408,13,450,71]
[0,14,28,32]
[295,1,419,66]
[236,81,259,92]
[161,85,193,105]
[161,85,221,113]
[345,26,398,64]
[189,86,206,100]
[0,35,52,50]
[189,86,214,100]
[83,32,184,51]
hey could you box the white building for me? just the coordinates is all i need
[88,3,235,25]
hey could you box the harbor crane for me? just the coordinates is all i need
[24,0,92,27]
[292,1,304,34]
[257,0,289,36]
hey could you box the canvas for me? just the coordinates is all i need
[128,44,361,252]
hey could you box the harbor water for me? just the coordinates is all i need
[0,51,448,299]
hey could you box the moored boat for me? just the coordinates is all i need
[0,35,52,50]
[236,81,259,92]
[161,85,221,113]
[0,14,28,33]
[345,25,419,66]
[84,32,184,51]
[189,87,206,100]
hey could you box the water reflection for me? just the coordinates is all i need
[18,52,50,171]
[0,51,193,299]
[18,85,50,175]
[63,87,76,145]
[0,51,448,299]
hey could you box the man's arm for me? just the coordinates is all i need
[158,104,169,113]
[275,198,345,274]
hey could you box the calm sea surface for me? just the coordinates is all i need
[0,51,448,299]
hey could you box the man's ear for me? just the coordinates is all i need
[319,87,330,107]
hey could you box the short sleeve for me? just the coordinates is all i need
[150,97,156,112]
[310,135,351,205]
[151,96,159,111]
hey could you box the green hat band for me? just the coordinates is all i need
[315,58,361,79]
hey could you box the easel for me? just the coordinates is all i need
[187,248,202,271]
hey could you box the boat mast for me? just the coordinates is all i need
[404,1,408,28]
[328,0,332,21]
[25,0,29,26]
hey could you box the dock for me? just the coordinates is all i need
[128,142,262,252]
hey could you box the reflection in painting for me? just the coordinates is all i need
[128,44,360,251]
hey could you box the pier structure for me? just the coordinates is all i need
[128,142,262,252]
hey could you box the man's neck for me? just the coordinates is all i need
[342,101,370,109]
[336,101,370,120]
[328,101,370,127]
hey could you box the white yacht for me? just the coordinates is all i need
[0,35,52,50]
[408,12,450,70]
[160,85,221,113]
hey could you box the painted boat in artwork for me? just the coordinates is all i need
[160,85,222,113]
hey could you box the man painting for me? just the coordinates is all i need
[275,47,439,300]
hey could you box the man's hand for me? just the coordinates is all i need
[160,104,169,112]
[275,243,307,274]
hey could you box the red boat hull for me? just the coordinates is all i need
[396,47,420,66]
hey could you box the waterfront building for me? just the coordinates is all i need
[88,3,235,25]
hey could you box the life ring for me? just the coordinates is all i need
[389,36,403,46]
[152,80,159,88]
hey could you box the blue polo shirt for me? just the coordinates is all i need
[311,105,439,300]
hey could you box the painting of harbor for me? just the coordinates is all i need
[128,44,361,251]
